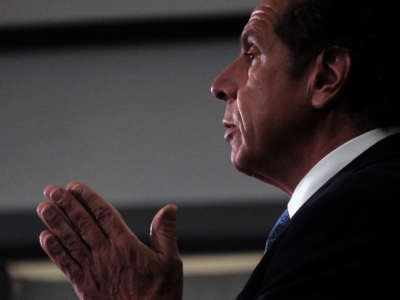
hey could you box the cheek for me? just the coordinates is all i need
[236,60,274,149]
[236,84,267,142]
[247,57,265,83]
[235,100,260,156]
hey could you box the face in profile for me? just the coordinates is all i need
[211,0,311,184]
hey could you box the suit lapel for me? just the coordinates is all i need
[291,132,400,224]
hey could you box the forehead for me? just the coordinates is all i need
[244,0,290,33]
[254,0,290,17]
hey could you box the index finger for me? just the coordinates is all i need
[65,182,135,239]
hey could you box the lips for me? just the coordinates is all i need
[223,120,236,142]
[224,128,236,141]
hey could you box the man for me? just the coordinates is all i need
[37,0,400,299]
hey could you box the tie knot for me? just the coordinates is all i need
[265,209,290,253]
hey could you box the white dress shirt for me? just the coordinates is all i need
[287,127,400,218]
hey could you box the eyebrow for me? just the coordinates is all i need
[240,29,257,51]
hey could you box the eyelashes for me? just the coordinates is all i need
[245,52,256,60]
[244,45,258,62]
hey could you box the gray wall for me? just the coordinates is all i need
[0,0,258,26]
[0,39,286,211]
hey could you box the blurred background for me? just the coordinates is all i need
[0,0,288,299]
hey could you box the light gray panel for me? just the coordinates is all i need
[0,40,286,211]
[0,0,259,27]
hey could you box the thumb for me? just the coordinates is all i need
[150,204,179,258]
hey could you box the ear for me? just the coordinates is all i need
[308,46,351,109]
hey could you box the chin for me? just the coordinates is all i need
[231,146,289,193]
[231,147,257,177]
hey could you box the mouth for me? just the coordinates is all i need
[223,120,236,142]
[224,128,236,142]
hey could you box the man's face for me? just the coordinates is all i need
[211,0,312,182]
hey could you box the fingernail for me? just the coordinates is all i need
[51,189,64,202]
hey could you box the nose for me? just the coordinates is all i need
[210,61,238,102]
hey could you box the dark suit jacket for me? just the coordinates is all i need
[237,133,400,299]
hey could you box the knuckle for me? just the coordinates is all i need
[56,193,71,210]
[46,237,63,255]
[77,216,92,236]
[73,183,91,199]
[62,232,80,251]
[93,205,112,224]
[68,183,86,200]
[70,247,90,264]
[42,206,58,222]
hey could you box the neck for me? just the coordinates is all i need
[253,113,365,195]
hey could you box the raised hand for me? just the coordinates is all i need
[37,182,183,300]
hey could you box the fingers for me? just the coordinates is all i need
[65,182,134,239]
[150,204,179,258]
[39,230,83,284]
[44,185,108,251]
[37,201,91,264]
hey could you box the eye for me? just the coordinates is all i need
[244,45,258,61]
[245,52,255,60]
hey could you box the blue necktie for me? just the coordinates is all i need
[265,209,290,253]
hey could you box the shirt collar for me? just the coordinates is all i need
[287,127,400,218]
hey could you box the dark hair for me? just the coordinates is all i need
[275,0,399,128]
